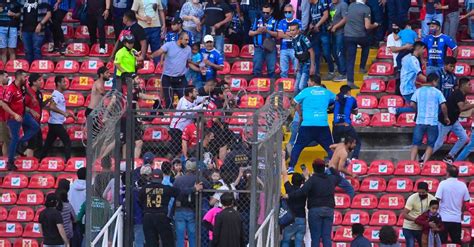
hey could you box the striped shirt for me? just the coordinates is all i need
[309,0,330,32]
[59,202,75,239]
[334,96,358,124]
[411,86,446,126]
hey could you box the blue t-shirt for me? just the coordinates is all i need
[191,52,203,64]
[411,86,446,126]
[277,18,302,50]
[251,16,278,47]
[200,48,224,80]
[334,96,358,124]
[437,69,457,99]
[422,34,457,67]
[165,30,195,46]
[293,86,336,126]
[400,54,421,96]
[398,29,417,46]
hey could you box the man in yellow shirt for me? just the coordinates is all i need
[114,34,138,78]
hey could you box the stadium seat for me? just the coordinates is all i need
[54,59,80,73]
[351,113,371,127]
[356,95,378,109]
[454,63,471,76]
[369,210,397,226]
[7,206,34,222]
[376,45,393,59]
[151,157,170,170]
[0,239,11,247]
[228,112,253,125]
[360,78,386,93]
[0,207,6,221]
[421,161,447,176]
[14,238,40,247]
[347,159,368,175]
[459,228,471,243]
[89,43,113,57]
[363,227,382,242]
[0,157,6,171]
[65,43,90,57]
[44,76,70,90]
[55,174,78,188]
[2,174,29,188]
[274,78,295,93]
[28,174,55,189]
[0,61,3,70]
[143,127,171,142]
[22,223,41,238]
[368,62,394,76]
[386,177,414,192]
[137,60,155,74]
[224,44,240,58]
[397,214,404,227]
[394,160,421,175]
[106,61,115,71]
[386,79,396,93]
[146,77,161,91]
[453,161,474,176]
[333,226,353,242]
[66,110,76,124]
[33,207,44,222]
[370,113,396,127]
[17,190,44,206]
[359,177,386,192]
[5,59,29,73]
[41,110,50,124]
[378,194,405,209]
[262,63,280,75]
[457,46,474,59]
[68,126,86,141]
[217,61,231,75]
[229,77,248,92]
[70,76,94,90]
[15,157,39,172]
[368,160,395,175]
[231,61,253,75]
[74,25,89,38]
[64,92,85,107]
[61,25,74,39]
[79,60,105,74]
[76,110,86,124]
[341,210,370,225]
[154,62,164,74]
[41,42,60,57]
[337,177,360,193]
[65,157,86,172]
[138,94,161,108]
[459,117,472,128]
[29,60,54,73]
[239,94,265,108]
[0,222,23,237]
[240,44,254,58]
[396,113,416,127]
[351,194,378,209]
[414,178,439,192]
[0,190,17,205]
[335,193,351,209]
[38,157,65,172]
[378,95,404,108]
[247,78,271,92]
[462,212,471,227]
[151,115,172,125]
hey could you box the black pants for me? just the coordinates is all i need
[440,221,462,244]
[86,13,106,48]
[51,9,67,48]
[41,123,71,161]
[143,213,175,247]
[26,128,43,156]
[161,75,187,108]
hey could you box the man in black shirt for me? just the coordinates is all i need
[212,192,245,247]
[198,79,217,97]
[21,0,51,63]
[39,193,70,246]
[202,0,232,55]
[112,11,147,66]
[282,169,306,247]
[0,0,21,64]
[86,0,110,54]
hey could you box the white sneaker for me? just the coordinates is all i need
[99,48,106,54]
[388,107,397,115]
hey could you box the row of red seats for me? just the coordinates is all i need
[0,238,40,247]
[1,189,47,206]
[0,157,84,172]
[367,61,473,77]
[1,173,77,189]
[352,112,472,129]
[0,222,43,238]
[347,160,474,176]
[0,206,44,223]
[357,94,474,109]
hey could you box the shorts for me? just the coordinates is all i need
[0,121,10,143]
[0,26,18,49]
[27,129,43,150]
[413,124,438,148]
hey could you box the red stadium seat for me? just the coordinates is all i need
[217,61,231,75]
[454,63,471,76]
[74,25,89,38]
[146,77,162,91]
[360,78,386,93]
[351,194,378,209]
[44,76,70,90]
[28,174,55,189]
[15,157,39,172]
[458,46,474,59]
[336,177,360,193]
[462,212,471,227]
[79,60,105,74]
[378,95,404,108]
[0,222,23,237]
[70,76,94,90]
[68,126,86,141]
[369,210,397,226]
[368,62,394,76]
[14,239,40,247]
[376,45,393,59]
[0,61,3,70]
[359,177,387,192]
[151,157,171,170]
[335,193,351,209]
[0,190,17,205]
[356,95,378,109]
[154,62,163,74]
[151,115,172,125]
[459,117,472,128]
[341,210,370,225]
[7,206,34,222]
[0,239,11,247]
[368,160,395,175]
[33,207,45,222]
[61,25,74,39]
[397,113,416,127]
[386,79,396,93]
[65,43,90,57]
[239,94,265,108]
[265,95,291,109]
[231,61,253,75]
[351,113,371,127]
[370,113,395,127]
[138,94,161,108]
[421,161,447,176]
[247,78,270,92]
[17,190,44,206]
[347,159,368,175]
[386,178,414,192]
[224,44,239,58]
[394,160,421,175]
[5,59,29,73]
[333,210,343,225]
[453,161,474,176]
[333,226,353,242]
[41,42,60,57]
[0,207,6,221]
[460,228,471,243]
[414,178,439,192]
[54,59,80,73]
[0,157,6,171]
[41,126,49,140]
[143,127,171,142]
[89,43,113,57]
[38,157,65,172]
[240,44,254,58]
[76,110,86,124]
[137,60,155,74]
[2,174,28,188]
[105,25,115,39]
[55,174,78,188]
[274,78,295,93]
[397,215,404,227]
[363,227,382,242]
[22,223,41,238]
[229,77,248,92]
[41,110,50,124]
[29,60,54,73]
[378,194,405,209]
[64,92,85,107]
[65,157,86,172]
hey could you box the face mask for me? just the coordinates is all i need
[393,28,400,34]
[263,13,271,20]
[429,28,437,35]
[284,13,293,19]
[419,194,428,200]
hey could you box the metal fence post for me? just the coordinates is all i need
[85,114,94,246]
[248,111,259,247]
[123,77,134,247]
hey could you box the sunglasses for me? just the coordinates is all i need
[284,11,292,14]
[262,12,271,14]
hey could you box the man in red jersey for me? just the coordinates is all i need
[24,73,45,158]
[2,70,39,170]
[0,71,10,157]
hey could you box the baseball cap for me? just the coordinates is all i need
[140,165,152,176]
[429,20,441,26]
[143,152,155,165]
[172,17,183,25]
[203,35,214,43]
[152,169,164,179]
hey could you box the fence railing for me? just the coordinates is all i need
[91,205,124,247]
[254,208,276,247]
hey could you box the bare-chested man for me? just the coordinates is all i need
[86,66,110,117]
[327,135,357,199]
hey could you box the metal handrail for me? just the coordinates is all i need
[91,205,124,247]
[254,209,275,247]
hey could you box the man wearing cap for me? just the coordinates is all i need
[422,20,458,77]
[201,35,224,82]
[166,17,195,46]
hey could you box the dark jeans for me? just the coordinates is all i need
[289,126,334,169]
[344,36,370,84]
[440,221,462,244]
[161,75,187,108]
[7,113,40,164]
[22,32,44,63]
[332,125,361,159]
[86,13,106,48]
[41,123,71,161]
[253,46,277,78]
[402,228,422,247]
[113,8,128,40]
[308,207,333,247]
[366,0,385,43]
[145,27,162,64]
[143,213,175,247]
[332,32,346,75]
[386,0,410,32]
[51,9,67,48]
[311,31,334,75]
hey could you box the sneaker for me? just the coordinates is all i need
[99,48,106,54]
[287,167,295,174]
[7,162,17,171]
[59,46,66,55]
[333,75,347,82]
[323,72,336,81]
[347,82,359,89]
[359,68,368,74]
[388,107,397,115]
[443,155,454,165]
[16,142,27,156]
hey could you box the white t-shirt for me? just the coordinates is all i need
[212,181,238,207]
[386,33,402,67]
[169,96,206,131]
[49,90,66,124]
[435,177,470,223]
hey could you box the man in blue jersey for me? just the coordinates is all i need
[332,85,361,159]
[165,17,195,46]
[288,75,336,174]
[291,22,315,95]
[200,35,224,81]
[437,56,457,99]
[277,4,301,79]
[422,20,458,76]
[249,4,278,78]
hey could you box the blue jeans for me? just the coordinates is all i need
[426,66,443,77]
[7,113,40,164]
[396,93,415,114]
[332,32,346,75]
[433,121,468,157]
[22,32,44,63]
[134,224,145,247]
[308,207,334,247]
[289,118,300,146]
[280,49,298,78]
[214,35,224,56]
[456,128,474,161]
[413,124,438,148]
[175,208,196,247]
[295,62,310,95]
[281,217,306,247]
[144,27,162,64]
[289,126,334,169]
[403,228,422,247]
[253,46,277,78]
[422,13,443,38]
[311,31,334,75]
[344,36,370,84]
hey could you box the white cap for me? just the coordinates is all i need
[203,35,214,43]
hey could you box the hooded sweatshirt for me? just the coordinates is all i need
[68,179,86,215]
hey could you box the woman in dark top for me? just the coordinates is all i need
[281,170,307,247]
[39,193,70,247]
[56,180,76,243]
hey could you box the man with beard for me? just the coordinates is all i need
[326,135,357,199]
[86,66,111,117]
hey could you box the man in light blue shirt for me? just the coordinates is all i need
[410,73,449,164]
[288,75,336,173]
